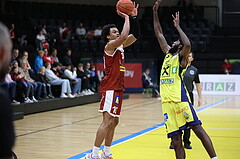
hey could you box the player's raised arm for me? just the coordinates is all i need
[153,0,170,54]
[105,10,130,54]
[123,2,140,48]
[172,11,191,67]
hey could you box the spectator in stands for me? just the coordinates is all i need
[52,62,65,78]
[10,66,33,103]
[43,48,55,64]
[34,50,44,73]
[89,65,99,92]
[11,49,19,63]
[45,62,74,98]
[76,22,86,39]
[94,26,102,40]
[36,30,49,50]
[41,24,48,37]
[62,49,73,67]
[0,68,20,104]
[35,66,54,99]
[59,22,71,40]
[11,60,19,69]
[19,60,43,101]
[18,51,35,77]
[19,51,31,70]
[85,30,95,40]
[142,68,160,98]
[64,65,82,96]
[9,24,16,40]
[221,58,232,74]
[50,48,59,63]
[77,63,93,95]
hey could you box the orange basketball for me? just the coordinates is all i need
[116,0,135,15]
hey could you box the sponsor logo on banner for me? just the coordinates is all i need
[196,75,240,95]
[202,82,235,91]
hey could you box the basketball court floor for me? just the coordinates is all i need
[13,93,240,159]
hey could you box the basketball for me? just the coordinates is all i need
[116,0,135,15]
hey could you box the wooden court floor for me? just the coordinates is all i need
[13,94,240,159]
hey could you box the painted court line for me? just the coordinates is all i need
[68,98,231,159]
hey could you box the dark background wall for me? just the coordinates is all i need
[222,0,240,28]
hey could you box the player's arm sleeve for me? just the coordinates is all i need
[130,16,140,39]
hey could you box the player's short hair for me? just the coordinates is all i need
[101,24,117,42]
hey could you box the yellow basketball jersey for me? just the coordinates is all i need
[160,53,187,103]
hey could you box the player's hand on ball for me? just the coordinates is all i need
[117,10,129,18]
[131,2,139,17]
[172,11,180,28]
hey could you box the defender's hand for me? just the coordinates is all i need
[153,0,162,12]
[172,11,180,28]
[131,2,139,17]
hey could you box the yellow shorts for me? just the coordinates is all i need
[162,101,201,138]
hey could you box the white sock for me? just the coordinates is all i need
[92,146,100,157]
[104,145,111,156]
[211,157,218,159]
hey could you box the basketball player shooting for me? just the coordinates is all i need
[153,0,218,159]
[85,2,140,159]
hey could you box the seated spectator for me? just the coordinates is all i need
[94,26,102,40]
[50,48,59,63]
[11,49,19,63]
[64,65,82,96]
[59,22,71,40]
[10,66,33,103]
[221,58,232,74]
[19,51,35,77]
[45,62,74,98]
[142,69,160,98]
[36,30,49,50]
[76,22,86,39]
[85,30,94,40]
[35,66,55,99]
[52,62,65,78]
[34,50,44,73]
[62,49,73,67]
[89,65,99,92]
[0,68,20,104]
[41,24,48,37]
[77,63,93,95]
[19,60,43,100]
[43,48,55,65]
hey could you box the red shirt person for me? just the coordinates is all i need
[42,48,55,64]
[221,58,232,74]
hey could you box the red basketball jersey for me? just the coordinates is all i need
[99,45,125,92]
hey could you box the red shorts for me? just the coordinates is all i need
[99,90,123,117]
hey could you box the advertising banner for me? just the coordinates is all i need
[194,74,240,95]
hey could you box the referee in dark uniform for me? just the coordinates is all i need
[170,52,202,149]
[0,22,16,159]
